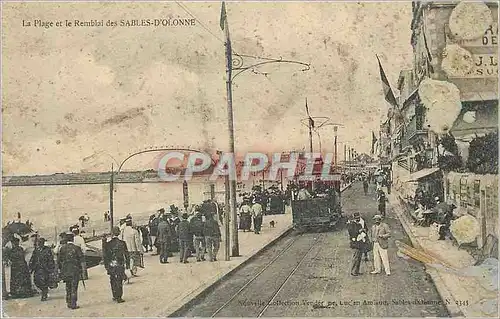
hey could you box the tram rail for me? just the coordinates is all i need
[210,232,326,317]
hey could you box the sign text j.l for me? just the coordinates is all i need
[462,54,498,78]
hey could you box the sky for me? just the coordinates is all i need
[2,1,414,175]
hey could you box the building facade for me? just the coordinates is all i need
[387,1,498,251]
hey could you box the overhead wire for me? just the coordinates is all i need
[175,1,240,56]
[174,1,310,73]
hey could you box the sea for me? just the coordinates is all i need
[2,177,282,241]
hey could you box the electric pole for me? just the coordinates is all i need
[306,98,313,154]
[334,126,338,171]
[109,163,114,232]
[217,150,230,261]
[222,2,239,257]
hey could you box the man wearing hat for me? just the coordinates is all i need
[203,214,221,262]
[104,226,129,303]
[70,225,88,280]
[58,232,84,309]
[29,237,55,301]
[156,214,172,264]
[190,209,205,262]
[177,213,191,263]
[148,214,159,254]
[251,200,263,234]
[120,215,142,276]
[352,212,370,261]
[370,215,391,275]
[347,213,367,276]
[377,189,387,217]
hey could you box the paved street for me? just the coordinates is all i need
[177,182,449,317]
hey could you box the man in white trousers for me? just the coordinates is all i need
[370,215,391,275]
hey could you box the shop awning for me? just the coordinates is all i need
[405,167,440,182]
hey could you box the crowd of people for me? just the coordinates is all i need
[409,187,457,241]
[3,223,88,304]
[2,200,225,308]
[3,175,393,309]
[234,184,292,234]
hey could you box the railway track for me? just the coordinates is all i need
[174,186,355,317]
[204,232,326,317]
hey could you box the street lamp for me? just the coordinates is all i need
[315,130,322,153]
[300,116,330,154]
[334,126,338,171]
[315,122,342,168]
[109,148,216,232]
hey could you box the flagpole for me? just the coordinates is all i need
[306,98,313,153]
[379,130,382,169]
[222,2,239,257]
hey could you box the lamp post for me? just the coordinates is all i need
[300,116,331,153]
[221,2,309,256]
[313,122,342,171]
[315,131,322,154]
[110,147,216,233]
[344,144,347,173]
[334,126,338,171]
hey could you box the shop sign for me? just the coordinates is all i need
[449,54,498,78]
[459,22,498,47]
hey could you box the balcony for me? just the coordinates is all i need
[400,133,410,151]
[406,115,427,142]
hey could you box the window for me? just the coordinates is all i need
[485,186,492,219]
[474,180,480,207]
[459,176,468,208]
[446,178,451,200]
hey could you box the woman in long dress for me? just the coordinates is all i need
[239,200,252,232]
[7,237,34,298]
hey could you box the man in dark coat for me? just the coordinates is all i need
[363,178,369,195]
[104,226,129,303]
[29,238,55,301]
[203,215,221,262]
[177,214,191,263]
[347,214,367,276]
[149,213,160,255]
[139,225,150,252]
[377,190,387,217]
[190,212,205,262]
[200,200,217,218]
[168,214,180,253]
[157,215,172,264]
[58,232,84,309]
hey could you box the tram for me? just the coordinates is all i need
[290,157,343,231]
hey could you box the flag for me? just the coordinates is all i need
[422,29,435,74]
[305,98,314,128]
[220,2,227,30]
[376,55,398,107]
[371,131,378,155]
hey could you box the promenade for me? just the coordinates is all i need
[389,192,498,318]
[3,213,292,317]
